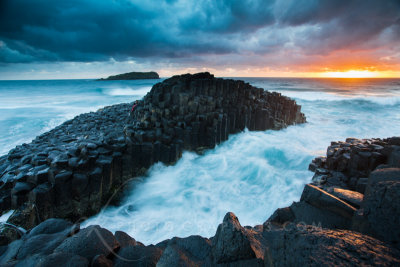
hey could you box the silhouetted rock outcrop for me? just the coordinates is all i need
[98,71,159,80]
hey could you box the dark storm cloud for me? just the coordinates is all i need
[179,0,276,33]
[0,0,178,61]
[0,0,399,64]
[278,0,400,53]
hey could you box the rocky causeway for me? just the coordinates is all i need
[0,73,399,266]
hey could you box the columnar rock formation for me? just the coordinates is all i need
[267,136,400,253]
[127,72,305,168]
[303,137,400,250]
[0,73,305,238]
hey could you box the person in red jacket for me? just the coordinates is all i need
[129,100,139,118]
[131,100,139,113]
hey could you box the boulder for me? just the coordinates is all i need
[27,218,77,237]
[16,232,67,260]
[300,184,356,219]
[114,231,137,247]
[54,225,119,261]
[212,212,259,263]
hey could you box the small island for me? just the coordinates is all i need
[98,71,159,80]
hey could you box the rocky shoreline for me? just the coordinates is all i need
[1,73,399,266]
[0,136,399,266]
[0,73,305,238]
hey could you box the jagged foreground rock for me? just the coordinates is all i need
[0,73,305,239]
[0,211,399,266]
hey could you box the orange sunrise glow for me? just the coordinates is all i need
[320,70,379,78]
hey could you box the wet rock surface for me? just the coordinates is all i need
[0,73,305,235]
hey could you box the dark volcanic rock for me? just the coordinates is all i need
[99,71,159,80]
[27,218,77,237]
[300,184,356,219]
[157,235,212,266]
[0,239,23,264]
[283,201,351,230]
[1,208,399,267]
[308,137,399,190]
[114,245,163,267]
[0,73,305,237]
[263,224,400,267]
[212,212,259,263]
[307,137,400,249]
[114,230,137,247]
[328,187,363,208]
[54,225,119,261]
[91,254,113,267]
[16,232,67,260]
[356,180,400,250]
[37,252,89,267]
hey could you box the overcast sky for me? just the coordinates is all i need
[0,0,399,79]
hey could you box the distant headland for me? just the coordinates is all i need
[98,71,159,80]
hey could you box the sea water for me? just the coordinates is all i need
[0,79,156,156]
[1,78,400,244]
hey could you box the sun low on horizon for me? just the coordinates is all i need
[317,70,395,78]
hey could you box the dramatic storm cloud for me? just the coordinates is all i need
[0,0,399,78]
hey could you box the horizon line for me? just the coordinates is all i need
[1,76,400,81]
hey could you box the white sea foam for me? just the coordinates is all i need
[0,210,14,223]
[104,87,151,96]
[83,129,314,244]
[84,89,400,244]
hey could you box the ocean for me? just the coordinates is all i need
[1,78,400,244]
